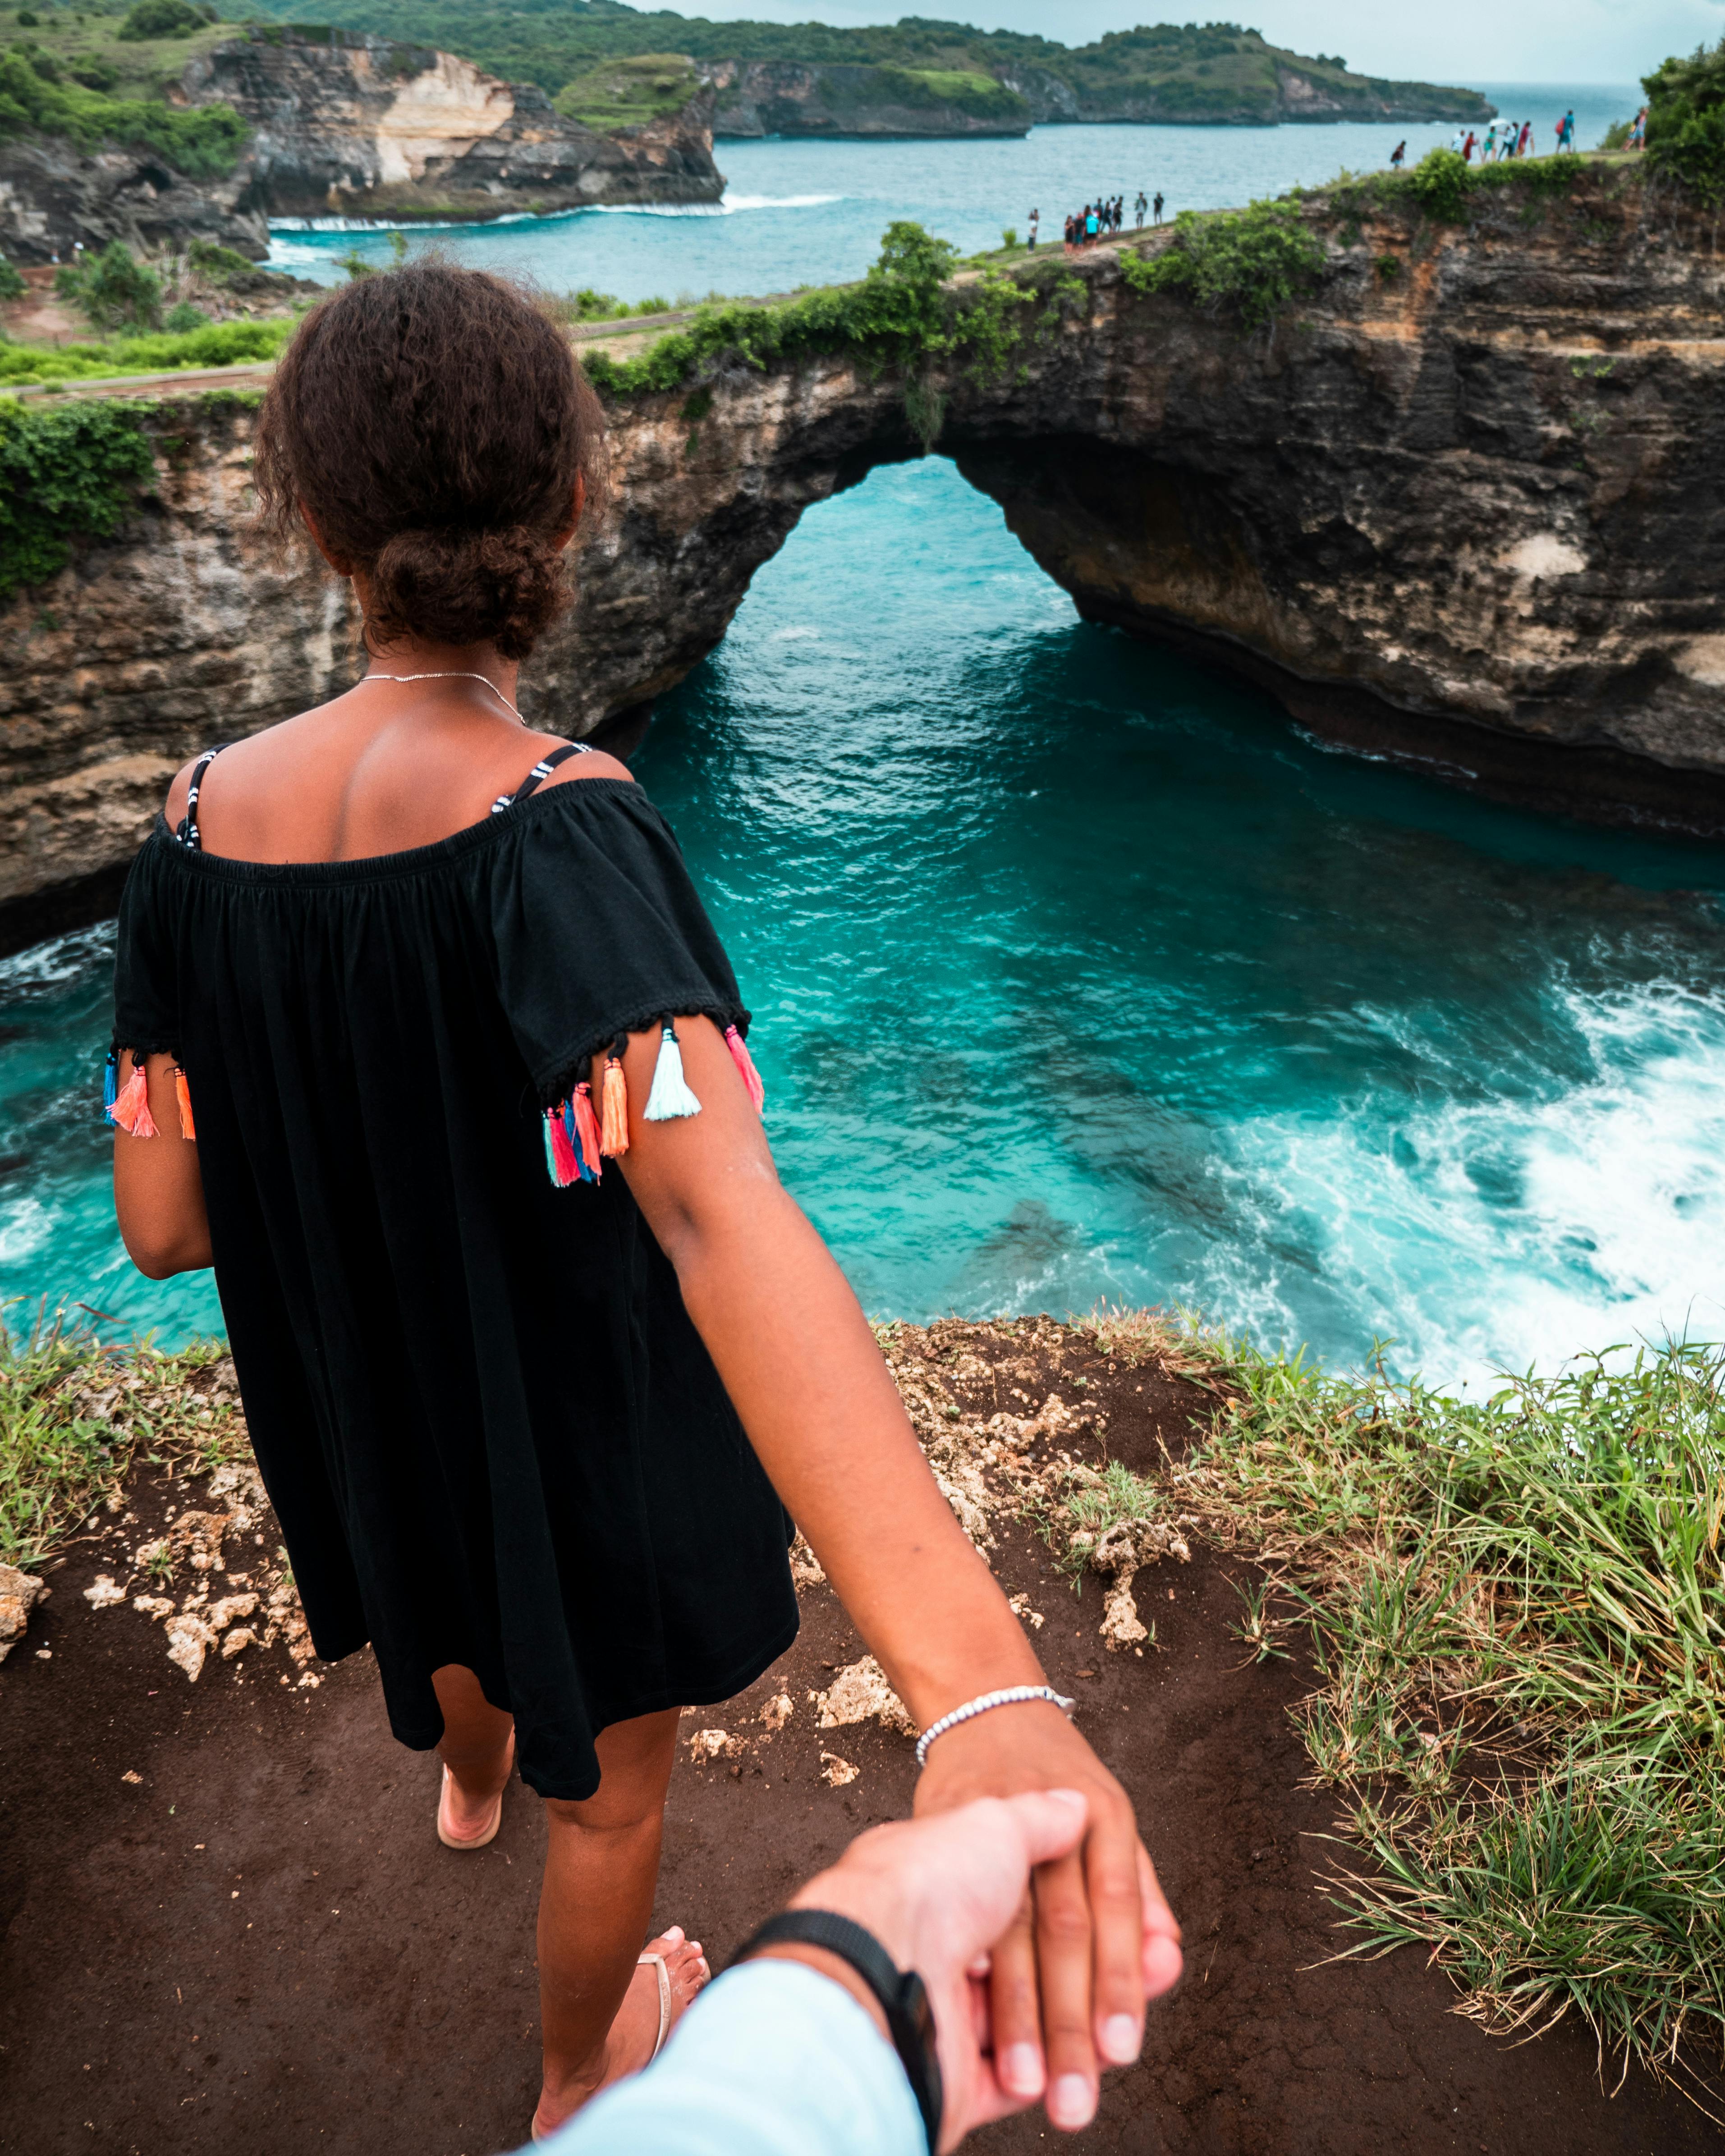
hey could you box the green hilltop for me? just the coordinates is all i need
[229,6,1494,125]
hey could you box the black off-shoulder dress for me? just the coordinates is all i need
[111,763,798,1801]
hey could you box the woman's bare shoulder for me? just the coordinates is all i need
[535,740,635,789]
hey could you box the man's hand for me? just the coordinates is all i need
[759,1791,1098,2151]
[914,1704,1182,2131]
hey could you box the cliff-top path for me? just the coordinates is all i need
[1,1318,1713,2155]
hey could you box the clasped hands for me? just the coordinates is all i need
[767,1702,1183,2148]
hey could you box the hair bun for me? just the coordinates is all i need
[369,525,565,663]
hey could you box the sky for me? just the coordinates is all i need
[666,0,1708,86]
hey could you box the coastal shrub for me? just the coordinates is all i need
[0,254,25,302]
[188,240,260,284]
[55,239,161,332]
[1120,198,1326,331]
[117,0,206,37]
[1644,35,1725,201]
[0,314,290,387]
[1406,145,1469,221]
[1179,1328,1725,2095]
[0,397,156,597]
[578,222,1076,411]
[0,50,248,175]
[162,300,208,331]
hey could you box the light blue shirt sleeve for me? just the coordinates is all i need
[534,1958,926,2156]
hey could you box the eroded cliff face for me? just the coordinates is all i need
[181,28,722,219]
[0,137,269,265]
[3,167,1722,942]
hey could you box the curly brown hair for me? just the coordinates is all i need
[254,261,608,662]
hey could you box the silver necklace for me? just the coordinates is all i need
[358,670,523,724]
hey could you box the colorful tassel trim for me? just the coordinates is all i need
[644,1021,702,1122]
[601,1045,630,1157]
[110,1061,158,1139]
[173,1067,196,1142]
[725,1025,765,1115]
[571,1082,604,1181]
[545,1105,583,1187]
[103,1050,119,1114]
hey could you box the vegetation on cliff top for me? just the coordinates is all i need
[237,0,1490,121]
[1645,34,1725,203]
[0,27,249,174]
[0,396,155,602]
[0,314,290,390]
[1160,1320,1725,2106]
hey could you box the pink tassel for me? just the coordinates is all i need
[110,1062,158,1139]
[546,1106,581,1187]
[572,1082,604,1178]
[174,1067,197,1141]
[725,1025,765,1114]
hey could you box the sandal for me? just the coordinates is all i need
[436,1734,514,1850]
[528,1943,679,2141]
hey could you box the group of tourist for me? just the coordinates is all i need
[1427,108,1577,164]
[1055,192,1162,252]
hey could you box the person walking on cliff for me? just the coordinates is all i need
[1153,189,1165,224]
[1084,203,1100,244]
[107,262,1183,2149]
[1629,106,1646,151]
[1027,206,1039,248]
[1556,108,1576,151]
[1390,140,1406,169]
[1134,189,1147,224]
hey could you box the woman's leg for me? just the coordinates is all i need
[534,1706,707,2133]
[432,1663,515,1838]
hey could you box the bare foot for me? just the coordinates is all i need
[533,1927,710,2136]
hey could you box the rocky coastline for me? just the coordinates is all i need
[3,164,1722,945]
[0,24,722,265]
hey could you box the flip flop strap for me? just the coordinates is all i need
[638,1950,672,2059]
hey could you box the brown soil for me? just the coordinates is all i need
[0,1323,1716,2156]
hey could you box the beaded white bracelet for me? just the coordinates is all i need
[914,1685,1078,1771]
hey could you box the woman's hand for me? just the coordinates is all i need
[619,1014,1182,2131]
[914,1701,1182,2131]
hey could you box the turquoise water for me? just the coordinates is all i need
[7,458,1724,1387]
[266,89,1641,300]
[11,95,1720,1387]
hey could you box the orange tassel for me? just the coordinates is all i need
[174,1067,196,1141]
[111,1062,158,1139]
[601,1056,629,1157]
[572,1082,604,1177]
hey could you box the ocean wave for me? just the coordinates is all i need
[1184,977,1725,1389]
[266,190,841,243]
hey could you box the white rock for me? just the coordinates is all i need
[165,1612,217,1682]
[820,1752,859,1788]
[83,1574,128,1609]
[813,1656,915,1738]
[0,1563,46,1663]
[221,1627,257,1659]
[1099,1576,1148,1652]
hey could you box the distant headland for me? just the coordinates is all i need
[230,9,1497,140]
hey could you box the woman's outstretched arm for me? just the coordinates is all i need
[112,1052,213,1277]
[616,1016,1182,2133]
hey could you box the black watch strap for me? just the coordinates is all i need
[733,1908,943,2151]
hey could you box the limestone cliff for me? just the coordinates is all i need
[179,27,722,220]
[3,166,1722,944]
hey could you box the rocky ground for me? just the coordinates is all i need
[0,1319,1714,2154]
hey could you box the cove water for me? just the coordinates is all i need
[267,90,1640,299]
[5,460,1723,1389]
[9,89,1716,1391]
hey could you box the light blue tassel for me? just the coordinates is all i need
[542,1117,562,1186]
[643,1022,701,1121]
[103,1051,119,1116]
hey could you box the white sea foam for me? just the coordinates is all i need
[266,191,840,242]
[1183,978,1725,1390]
